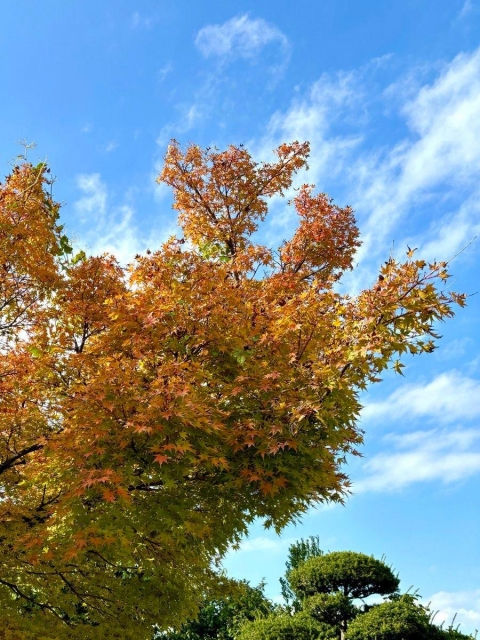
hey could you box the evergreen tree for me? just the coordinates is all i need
[280,536,324,609]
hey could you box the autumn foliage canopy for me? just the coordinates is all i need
[0,142,465,638]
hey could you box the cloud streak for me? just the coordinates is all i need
[235,536,294,554]
[459,0,474,19]
[355,427,480,493]
[362,371,480,425]
[254,47,480,270]
[343,47,480,261]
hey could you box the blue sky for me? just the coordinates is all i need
[2,0,480,633]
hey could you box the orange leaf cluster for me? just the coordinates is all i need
[0,146,465,637]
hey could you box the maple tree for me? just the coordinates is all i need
[0,142,466,638]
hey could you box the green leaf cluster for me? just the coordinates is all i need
[345,594,474,640]
[288,551,400,600]
[236,544,476,640]
[157,580,274,640]
[237,612,337,640]
[280,535,324,607]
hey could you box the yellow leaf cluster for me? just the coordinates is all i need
[0,148,465,637]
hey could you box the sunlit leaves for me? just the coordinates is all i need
[0,144,466,637]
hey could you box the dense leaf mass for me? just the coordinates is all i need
[289,551,400,599]
[345,594,443,640]
[237,612,337,640]
[0,143,465,637]
[157,580,274,640]
[235,543,475,640]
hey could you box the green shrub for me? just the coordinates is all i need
[237,612,337,640]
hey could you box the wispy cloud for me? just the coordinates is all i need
[361,371,480,425]
[353,47,480,260]
[258,68,364,181]
[415,191,480,263]
[252,57,397,243]
[74,174,107,221]
[426,589,480,635]
[131,11,153,30]
[459,0,474,19]
[157,62,173,83]
[354,429,480,493]
[104,140,118,153]
[234,536,294,554]
[156,15,290,162]
[73,174,174,265]
[254,47,480,269]
[195,13,290,65]
[156,104,201,149]
[355,427,480,493]
[401,48,480,190]
[437,337,475,361]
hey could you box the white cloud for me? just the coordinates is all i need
[131,11,153,30]
[195,14,290,64]
[262,69,363,171]
[355,48,480,259]
[239,537,284,553]
[401,49,480,190]
[254,46,480,270]
[252,69,364,236]
[255,54,391,162]
[73,174,174,266]
[159,16,289,166]
[416,193,480,263]
[234,536,294,554]
[150,46,480,285]
[426,589,480,635]
[355,427,480,493]
[74,174,107,221]
[156,103,202,148]
[437,337,475,361]
[157,62,173,83]
[104,140,118,153]
[158,16,290,161]
[362,371,480,425]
